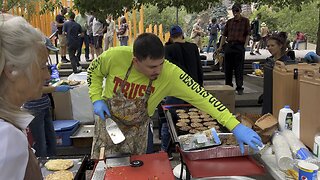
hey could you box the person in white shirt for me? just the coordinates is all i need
[92,16,107,56]
[0,13,51,179]
[104,15,115,51]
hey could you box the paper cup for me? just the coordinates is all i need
[298,161,319,180]
[278,156,293,170]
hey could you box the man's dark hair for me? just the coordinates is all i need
[257,13,261,19]
[69,12,75,20]
[232,3,242,11]
[61,8,67,14]
[211,17,217,24]
[133,33,164,61]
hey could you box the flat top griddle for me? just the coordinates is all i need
[39,156,87,179]
[163,104,229,138]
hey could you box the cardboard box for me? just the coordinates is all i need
[204,85,235,113]
[273,62,320,118]
[70,84,95,124]
[237,113,278,144]
[52,78,95,123]
[299,70,320,149]
[52,91,73,120]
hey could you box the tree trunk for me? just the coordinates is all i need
[176,7,179,25]
[317,7,320,55]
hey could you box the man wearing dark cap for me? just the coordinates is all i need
[160,26,204,153]
[217,3,250,95]
[165,26,203,86]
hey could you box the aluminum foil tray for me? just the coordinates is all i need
[163,105,256,160]
[178,133,255,160]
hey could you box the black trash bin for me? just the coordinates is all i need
[262,57,274,115]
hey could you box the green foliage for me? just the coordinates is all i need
[250,6,277,32]
[211,4,228,18]
[39,0,62,15]
[250,2,318,43]
[142,5,187,32]
[241,0,314,11]
[73,0,221,19]
[1,0,41,20]
[275,2,318,43]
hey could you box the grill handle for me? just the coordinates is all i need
[165,110,180,145]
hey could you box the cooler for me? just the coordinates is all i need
[299,70,320,149]
[272,61,319,118]
[53,120,80,146]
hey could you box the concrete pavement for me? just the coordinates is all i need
[201,49,317,61]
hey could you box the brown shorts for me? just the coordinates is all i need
[58,34,67,47]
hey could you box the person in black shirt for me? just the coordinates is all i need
[55,8,69,62]
[250,13,261,55]
[62,12,83,73]
[161,25,204,154]
[165,26,203,86]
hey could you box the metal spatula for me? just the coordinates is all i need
[105,117,125,144]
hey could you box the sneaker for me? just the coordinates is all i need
[61,59,68,63]
[168,152,174,161]
[61,58,70,63]
[86,58,92,62]
[250,52,255,55]
[255,51,261,55]
[77,66,82,72]
[214,59,219,65]
[236,89,244,95]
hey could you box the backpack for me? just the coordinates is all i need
[210,23,219,35]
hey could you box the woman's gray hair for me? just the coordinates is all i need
[0,13,45,127]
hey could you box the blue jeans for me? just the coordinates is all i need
[77,34,89,60]
[29,108,56,157]
[206,34,218,53]
[161,97,186,151]
[120,36,128,46]
[68,46,81,73]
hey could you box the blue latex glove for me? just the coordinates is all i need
[93,100,111,120]
[232,123,263,154]
[55,85,73,92]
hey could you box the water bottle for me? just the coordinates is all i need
[292,110,300,138]
[50,64,60,80]
[272,131,293,170]
[282,130,314,160]
[278,105,294,131]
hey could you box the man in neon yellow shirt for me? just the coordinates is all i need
[87,33,262,158]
